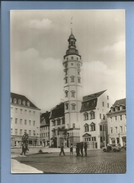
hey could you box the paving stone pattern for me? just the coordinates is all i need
[14,150,126,174]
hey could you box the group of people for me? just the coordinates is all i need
[59,142,88,157]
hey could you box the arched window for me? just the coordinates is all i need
[13,98,17,104]
[65,90,68,97]
[71,90,75,98]
[90,122,96,131]
[84,112,88,120]
[23,100,26,106]
[90,111,95,119]
[71,103,76,111]
[18,99,21,105]
[70,76,75,82]
[27,101,30,107]
[84,123,89,132]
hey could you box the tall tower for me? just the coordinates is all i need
[63,30,82,145]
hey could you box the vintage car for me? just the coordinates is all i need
[102,144,121,152]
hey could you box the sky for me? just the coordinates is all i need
[10,10,126,112]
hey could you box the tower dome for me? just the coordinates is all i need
[64,30,81,58]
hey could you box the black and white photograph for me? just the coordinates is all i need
[10,10,126,174]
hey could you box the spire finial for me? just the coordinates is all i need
[70,17,73,34]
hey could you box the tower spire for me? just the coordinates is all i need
[70,17,73,35]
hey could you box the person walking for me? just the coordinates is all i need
[76,143,81,156]
[70,144,73,155]
[59,143,65,156]
[84,142,87,156]
[80,142,84,157]
[20,142,26,156]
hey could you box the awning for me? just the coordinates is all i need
[82,133,91,137]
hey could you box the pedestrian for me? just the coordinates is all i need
[80,142,84,157]
[76,143,81,156]
[20,142,26,156]
[107,144,110,152]
[84,142,87,156]
[70,143,73,155]
[59,143,65,156]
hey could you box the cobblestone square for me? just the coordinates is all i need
[13,149,126,174]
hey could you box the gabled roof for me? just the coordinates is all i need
[11,92,40,110]
[113,98,126,107]
[83,90,106,102]
[80,90,106,112]
[50,102,64,119]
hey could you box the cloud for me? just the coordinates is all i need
[98,40,125,55]
[29,18,52,29]
[82,61,126,100]
[11,48,64,111]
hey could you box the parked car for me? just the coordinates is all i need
[102,144,121,152]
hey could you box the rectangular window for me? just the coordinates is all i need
[115,116,117,120]
[24,129,27,133]
[120,115,122,120]
[15,129,18,135]
[62,118,65,124]
[107,103,109,108]
[33,111,35,115]
[25,110,27,114]
[25,120,27,125]
[92,137,96,141]
[20,129,22,135]
[29,120,31,125]
[15,118,17,124]
[100,125,102,131]
[20,119,22,125]
[78,78,81,83]
[33,121,35,126]
[120,126,123,132]
[71,76,74,82]
[110,127,113,133]
[57,119,61,125]
[33,130,35,136]
[107,96,109,100]
[29,110,31,115]
[102,102,104,107]
[20,109,22,114]
[11,118,13,124]
[15,108,18,113]
[72,104,75,110]
[100,136,103,142]
[100,114,101,119]
[29,130,31,136]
